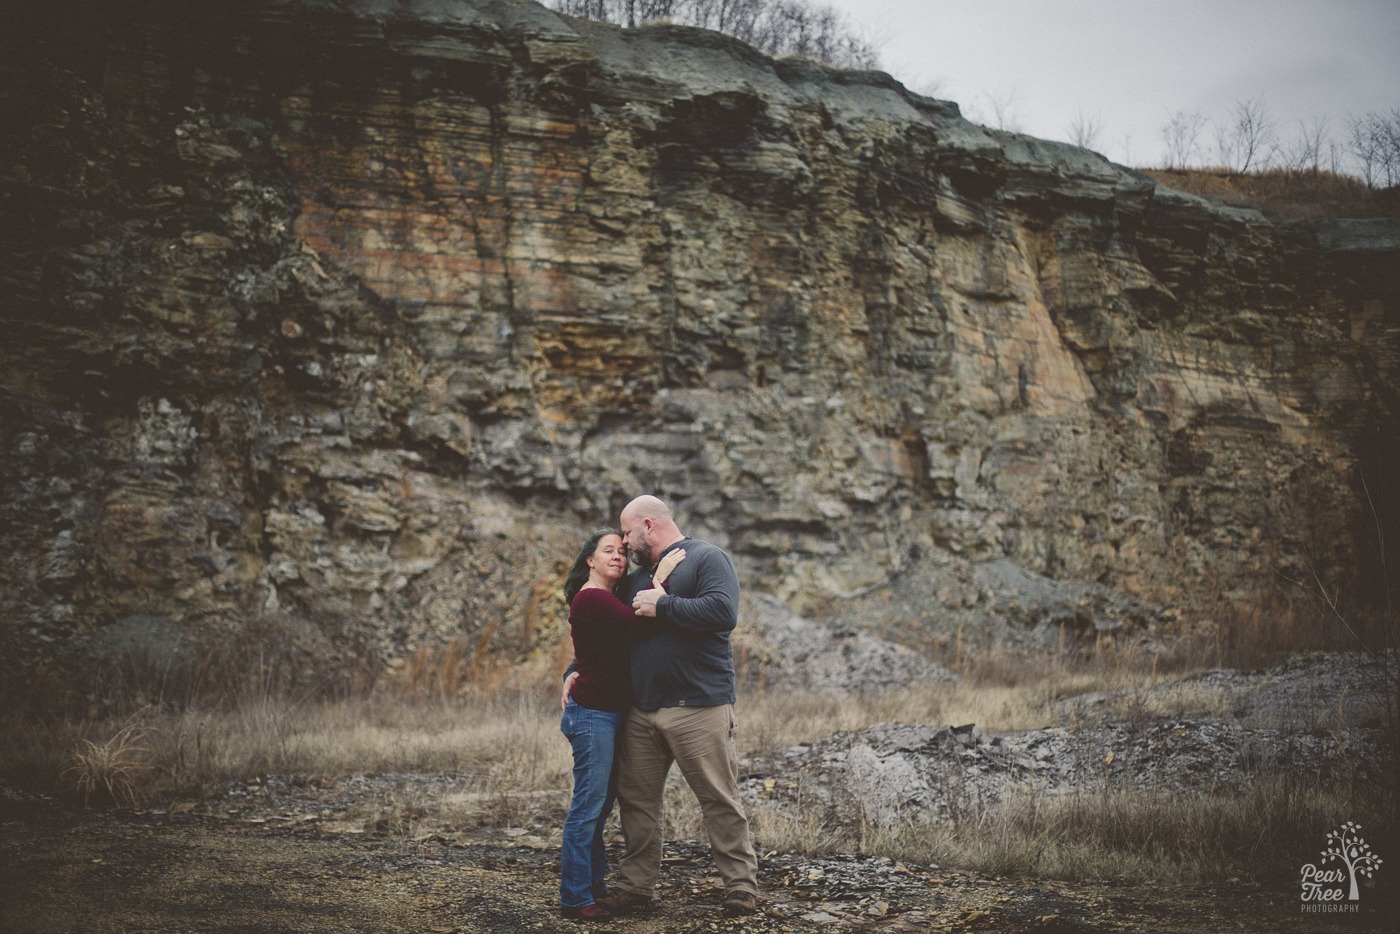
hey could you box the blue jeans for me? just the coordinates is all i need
[559,699,622,908]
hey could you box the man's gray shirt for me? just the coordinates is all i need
[624,537,739,711]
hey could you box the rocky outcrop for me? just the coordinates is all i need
[739,595,959,693]
[743,717,1357,829]
[740,653,1382,831]
[2,0,1397,695]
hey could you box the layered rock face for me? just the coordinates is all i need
[3,0,1397,692]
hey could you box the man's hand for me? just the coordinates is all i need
[561,671,579,711]
[632,587,664,617]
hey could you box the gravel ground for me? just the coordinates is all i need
[1,801,1383,933]
[3,652,1394,932]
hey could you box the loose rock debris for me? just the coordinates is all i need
[2,653,1391,932]
[0,810,1368,933]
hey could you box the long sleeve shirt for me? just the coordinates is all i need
[568,587,653,712]
[624,537,740,711]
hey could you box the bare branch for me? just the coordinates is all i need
[1066,108,1105,151]
[551,0,880,69]
[1345,109,1400,188]
[1279,115,1330,176]
[1212,97,1277,175]
[982,88,1022,132]
[1160,109,1207,169]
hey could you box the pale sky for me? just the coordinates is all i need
[820,0,1400,171]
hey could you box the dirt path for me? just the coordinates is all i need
[0,799,1386,933]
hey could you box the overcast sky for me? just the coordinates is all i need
[820,0,1400,171]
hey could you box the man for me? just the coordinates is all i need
[599,494,760,917]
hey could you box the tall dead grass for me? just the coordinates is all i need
[1143,166,1397,220]
[844,780,1354,884]
[2,604,1392,887]
[729,626,1390,884]
[62,712,154,808]
[0,672,572,812]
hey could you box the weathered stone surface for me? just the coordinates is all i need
[1,0,1397,693]
[740,654,1382,831]
[738,595,959,693]
[745,716,1359,828]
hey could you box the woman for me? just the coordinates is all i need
[558,528,685,921]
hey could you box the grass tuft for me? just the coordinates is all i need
[63,713,154,808]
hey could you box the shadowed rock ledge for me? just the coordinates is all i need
[2,0,1397,691]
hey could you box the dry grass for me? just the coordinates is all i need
[1143,166,1398,220]
[737,628,1256,755]
[657,695,1364,885]
[1195,596,1388,667]
[4,674,572,808]
[846,781,1354,884]
[3,617,1392,886]
[708,645,1368,881]
[62,713,155,808]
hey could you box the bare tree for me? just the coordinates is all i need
[1279,116,1330,176]
[747,0,878,68]
[553,0,618,19]
[910,76,946,99]
[549,0,879,69]
[1347,110,1394,188]
[980,87,1022,132]
[750,0,809,59]
[693,0,767,40]
[1382,108,1400,187]
[1066,108,1105,151]
[633,0,686,25]
[1161,109,1207,169]
[1212,96,1277,175]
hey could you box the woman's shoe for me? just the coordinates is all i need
[560,903,613,922]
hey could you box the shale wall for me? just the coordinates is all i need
[2,0,1397,692]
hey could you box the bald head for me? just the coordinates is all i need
[620,494,683,569]
[621,494,671,525]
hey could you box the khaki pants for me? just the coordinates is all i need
[614,703,759,896]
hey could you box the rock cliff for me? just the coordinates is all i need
[3,0,1397,695]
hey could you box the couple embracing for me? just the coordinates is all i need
[558,494,760,921]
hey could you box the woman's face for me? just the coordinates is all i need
[587,534,627,584]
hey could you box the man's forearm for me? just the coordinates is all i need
[657,587,737,631]
[654,545,740,630]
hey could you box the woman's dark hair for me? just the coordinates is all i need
[564,527,623,606]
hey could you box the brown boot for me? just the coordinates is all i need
[723,890,759,916]
[596,889,653,916]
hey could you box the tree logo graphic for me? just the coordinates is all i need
[1301,821,1384,906]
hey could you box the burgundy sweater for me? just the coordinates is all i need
[567,586,656,712]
